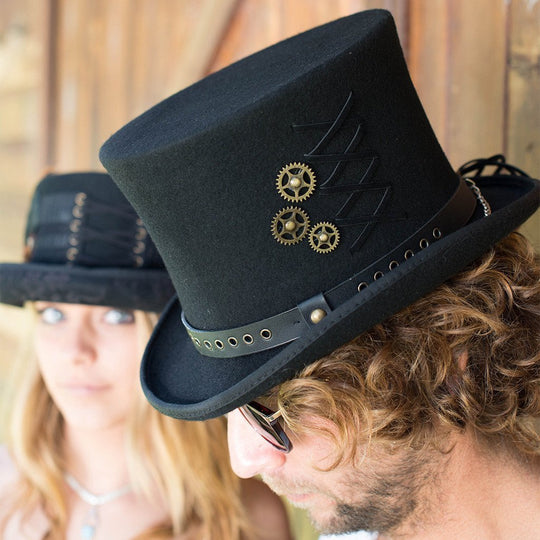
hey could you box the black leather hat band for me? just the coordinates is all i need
[182,178,478,358]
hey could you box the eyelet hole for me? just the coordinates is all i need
[373,271,384,280]
[69,220,81,233]
[419,238,429,249]
[433,227,442,239]
[215,340,224,350]
[357,282,368,292]
[260,329,272,340]
[404,249,414,260]
[228,337,238,347]
[133,241,145,254]
[243,334,254,345]
[388,260,399,270]
[193,337,201,347]
[203,340,213,350]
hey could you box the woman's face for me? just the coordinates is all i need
[34,302,141,431]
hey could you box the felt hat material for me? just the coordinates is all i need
[0,172,175,312]
[99,10,540,419]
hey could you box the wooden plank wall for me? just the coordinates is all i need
[409,0,540,244]
[0,0,48,398]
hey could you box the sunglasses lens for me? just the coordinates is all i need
[239,403,291,453]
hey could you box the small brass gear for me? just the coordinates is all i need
[271,207,310,245]
[309,222,340,253]
[276,162,316,202]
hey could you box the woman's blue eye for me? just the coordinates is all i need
[39,307,65,325]
[103,309,135,325]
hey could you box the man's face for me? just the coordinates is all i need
[228,406,439,535]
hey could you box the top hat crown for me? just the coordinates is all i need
[100,10,539,419]
[0,172,175,311]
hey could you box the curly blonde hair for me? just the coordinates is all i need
[276,232,540,465]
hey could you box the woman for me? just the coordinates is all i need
[0,172,292,539]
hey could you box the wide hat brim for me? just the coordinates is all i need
[141,175,539,420]
[0,263,175,312]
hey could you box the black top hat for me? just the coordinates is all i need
[100,10,539,420]
[0,172,175,312]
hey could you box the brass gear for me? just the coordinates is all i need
[276,162,316,202]
[309,222,340,253]
[271,207,310,245]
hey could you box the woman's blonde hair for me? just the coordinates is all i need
[1,309,250,539]
[276,232,540,466]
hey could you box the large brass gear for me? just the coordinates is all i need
[309,222,340,253]
[271,207,310,245]
[276,162,316,202]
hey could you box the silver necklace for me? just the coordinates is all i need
[64,472,131,540]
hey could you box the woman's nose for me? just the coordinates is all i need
[227,408,286,478]
[64,317,98,364]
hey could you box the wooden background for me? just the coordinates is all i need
[0,1,538,537]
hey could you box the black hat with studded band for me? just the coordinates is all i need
[0,172,175,312]
[99,9,539,420]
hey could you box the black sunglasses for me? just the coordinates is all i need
[239,400,292,453]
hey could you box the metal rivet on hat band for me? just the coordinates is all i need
[310,308,327,324]
[183,178,478,359]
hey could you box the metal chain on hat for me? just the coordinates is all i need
[464,178,491,217]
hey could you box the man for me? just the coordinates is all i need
[99,10,540,539]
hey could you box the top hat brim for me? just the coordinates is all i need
[0,263,175,313]
[140,175,539,420]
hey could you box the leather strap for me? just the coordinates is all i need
[182,178,477,358]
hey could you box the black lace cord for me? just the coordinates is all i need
[458,154,530,179]
[73,199,145,265]
[31,198,145,266]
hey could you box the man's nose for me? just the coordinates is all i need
[227,408,286,478]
